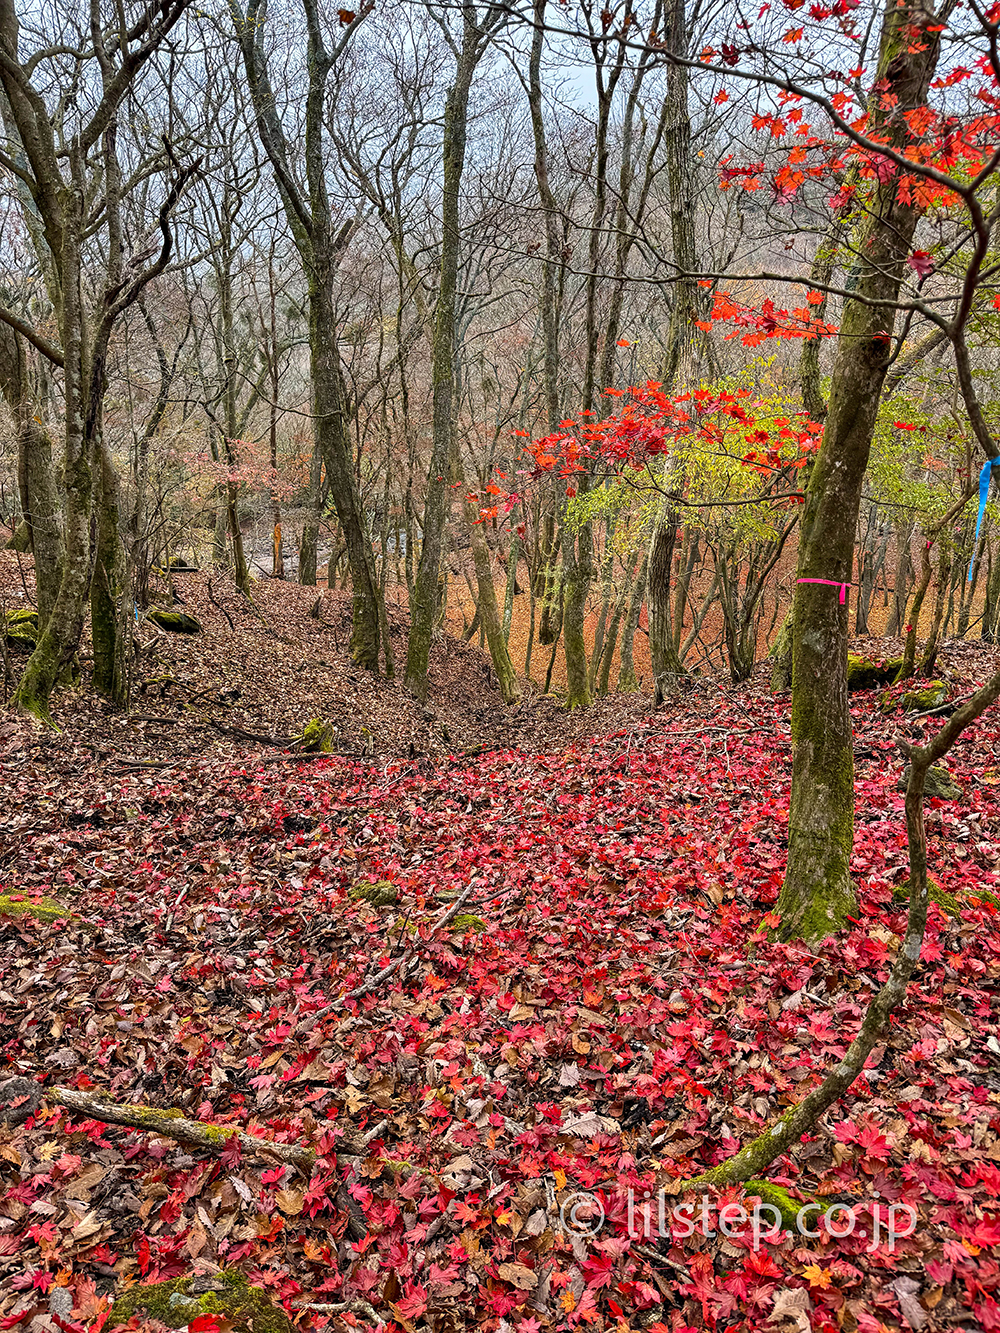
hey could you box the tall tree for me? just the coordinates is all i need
[230,0,392,674]
[0,0,195,722]
[403,0,506,699]
[775,0,955,939]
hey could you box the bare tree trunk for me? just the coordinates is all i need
[464,501,520,704]
[405,6,501,698]
[648,462,685,704]
[886,519,914,635]
[233,0,386,670]
[299,443,321,586]
[618,554,647,691]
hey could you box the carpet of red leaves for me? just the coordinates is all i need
[2,654,1000,1333]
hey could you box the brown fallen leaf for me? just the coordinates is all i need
[496,1261,537,1290]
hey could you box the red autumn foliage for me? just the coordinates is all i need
[2,656,1000,1330]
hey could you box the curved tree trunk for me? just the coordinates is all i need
[776,3,948,944]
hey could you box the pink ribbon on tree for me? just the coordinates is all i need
[797,577,850,605]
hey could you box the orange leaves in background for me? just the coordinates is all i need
[701,290,837,348]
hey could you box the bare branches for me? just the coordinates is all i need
[0,303,63,365]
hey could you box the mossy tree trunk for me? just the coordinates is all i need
[776,1,948,944]
[984,540,1000,643]
[0,1,191,724]
[15,189,92,724]
[91,436,127,704]
[232,0,388,673]
[404,6,502,699]
[769,606,793,693]
[0,323,62,626]
[681,666,1000,1199]
[562,506,594,710]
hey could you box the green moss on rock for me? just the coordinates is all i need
[0,893,71,923]
[901,680,948,711]
[847,654,904,691]
[108,1269,294,1333]
[148,608,203,634]
[892,875,962,917]
[450,913,486,933]
[349,878,398,907]
[5,607,38,653]
[896,764,963,800]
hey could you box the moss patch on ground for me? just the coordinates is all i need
[901,680,948,711]
[0,894,72,923]
[108,1269,295,1333]
[349,878,398,907]
[299,717,335,752]
[893,875,963,918]
[450,913,486,933]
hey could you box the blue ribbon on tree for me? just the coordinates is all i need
[969,456,1000,581]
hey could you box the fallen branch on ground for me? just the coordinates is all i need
[49,1086,365,1169]
[669,667,1000,1202]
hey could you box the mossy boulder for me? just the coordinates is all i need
[0,893,71,923]
[5,607,38,652]
[847,654,904,691]
[892,875,962,917]
[450,913,486,933]
[108,1269,294,1333]
[896,764,963,800]
[299,717,335,753]
[148,608,202,634]
[901,680,948,711]
[349,878,398,907]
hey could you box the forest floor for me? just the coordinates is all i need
[3,558,1000,1333]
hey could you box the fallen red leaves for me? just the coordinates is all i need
[2,660,1000,1332]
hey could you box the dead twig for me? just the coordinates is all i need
[206,577,235,630]
[295,882,480,1035]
